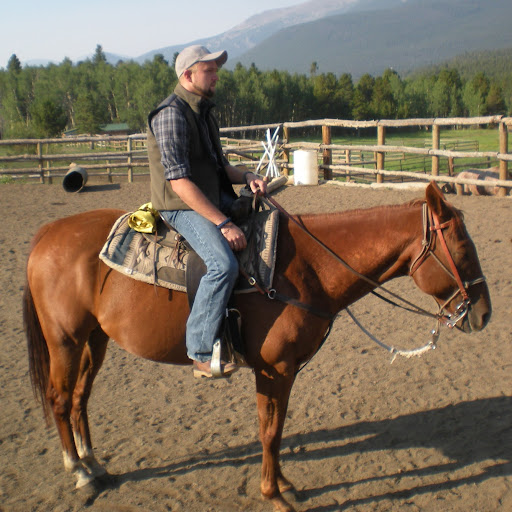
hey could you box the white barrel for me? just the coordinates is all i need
[293,150,318,185]
[63,164,88,193]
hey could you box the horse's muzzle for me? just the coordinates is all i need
[458,297,492,333]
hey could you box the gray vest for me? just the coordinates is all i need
[147,85,236,212]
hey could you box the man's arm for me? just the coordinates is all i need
[170,178,226,226]
[224,164,268,195]
[170,177,247,251]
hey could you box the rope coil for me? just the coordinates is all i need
[345,307,438,363]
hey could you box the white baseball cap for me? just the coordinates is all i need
[175,45,228,78]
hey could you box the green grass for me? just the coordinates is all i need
[0,127,505,183]
[318,127,499,150]
[295,127,502,180]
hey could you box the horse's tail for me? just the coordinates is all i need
[23,281,52,424]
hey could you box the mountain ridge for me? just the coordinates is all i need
[22,0,511,80]
[23,0,407,67]
[233,0,512,79]
[135,0,379,64]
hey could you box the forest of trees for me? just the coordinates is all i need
[0,45,510,139]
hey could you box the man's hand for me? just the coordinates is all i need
[225,165,268,196]
[247,173,268,196]
[220,222,246,251]
[171,176,247,251]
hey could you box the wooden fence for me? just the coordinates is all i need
[1,115,511,195]
[0,134,148,184]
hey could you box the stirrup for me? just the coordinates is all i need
[211,339,223,378]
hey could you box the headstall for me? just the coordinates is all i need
[409,203,486,330]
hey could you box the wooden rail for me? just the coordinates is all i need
[0,116,510,195]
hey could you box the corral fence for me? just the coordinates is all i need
[1,115,511,196]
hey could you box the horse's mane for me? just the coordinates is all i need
[293,197,465,232]
[295,198,425,221]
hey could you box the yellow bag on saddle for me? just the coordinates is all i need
[128,202,159,233]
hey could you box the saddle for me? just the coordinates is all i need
[99,194,279,361]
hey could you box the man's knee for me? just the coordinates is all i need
[229,257,239,283]
[220,253,239,284]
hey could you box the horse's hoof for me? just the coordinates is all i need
[75,471,95,490]
[263,494,296,512]
[75,480,100,506]
[277,476,305,503]
[282,487,307,504]
[278,477,295,494]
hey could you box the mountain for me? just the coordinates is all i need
[134,0,405,64]
[24,0,512,78]
[26,0,372,66]
[233,0,512,78]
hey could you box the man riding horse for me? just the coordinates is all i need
[147,45,267,378]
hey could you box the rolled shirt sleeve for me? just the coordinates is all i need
[151,106,191,181]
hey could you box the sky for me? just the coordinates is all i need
[0,0,302,68]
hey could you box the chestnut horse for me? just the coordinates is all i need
[24,182,491,512]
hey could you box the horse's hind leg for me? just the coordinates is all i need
[71,327,109,481]
[45,332,94,488]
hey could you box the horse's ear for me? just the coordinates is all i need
[425,181,452,220]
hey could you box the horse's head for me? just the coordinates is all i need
[410,182,491,333]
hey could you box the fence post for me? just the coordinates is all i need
[106,160,112,183]
[127,137,133,183]
[432,124,440,176]
[498,121,509,197]
[448,157,454,176]
[322,125,332,180]
[345,149,351,182]
[36,142,44,184]
[46,158,52,184]
[282,126,290,176]
[376,125,385,183]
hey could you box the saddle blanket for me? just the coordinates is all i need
[99,206,279,294]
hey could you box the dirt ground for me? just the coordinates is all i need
[1,177,511,512]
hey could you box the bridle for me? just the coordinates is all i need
[408,203,486,329]
[244,195,486,344]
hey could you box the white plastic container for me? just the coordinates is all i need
[293,150,318,185]
[63,164,88,192]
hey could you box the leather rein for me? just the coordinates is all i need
[245,194,485,333]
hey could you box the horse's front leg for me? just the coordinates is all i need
[255,368,296,512]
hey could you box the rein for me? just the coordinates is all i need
[263,195,467,326]
[245,194,485,366]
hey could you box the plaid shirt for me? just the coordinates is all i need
[151,100,228,182]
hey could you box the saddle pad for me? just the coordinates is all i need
[99,207,279,294]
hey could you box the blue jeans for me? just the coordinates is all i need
[159,210,239,362]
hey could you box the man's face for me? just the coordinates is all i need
[188,61,219,98]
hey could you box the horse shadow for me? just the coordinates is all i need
[286,396,512,510]
[94,396,512,508]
